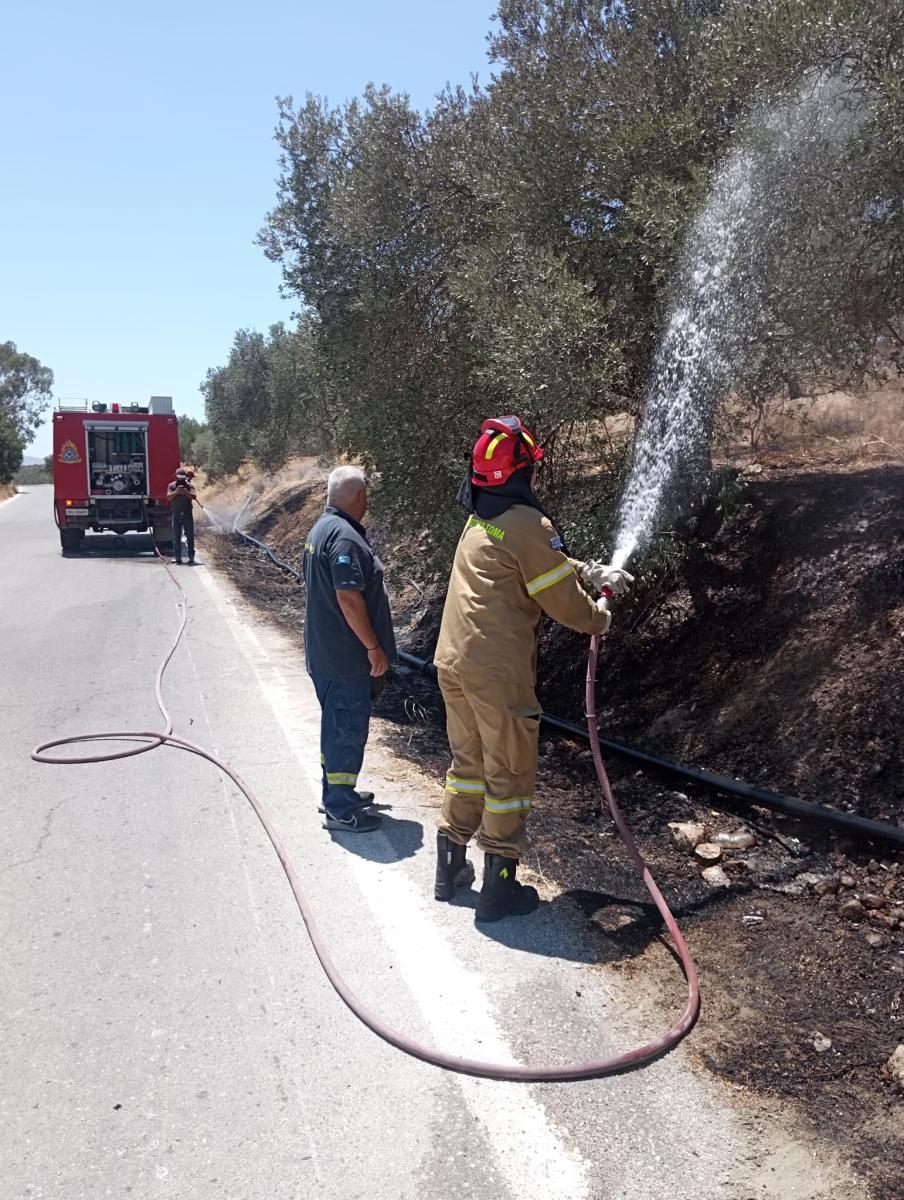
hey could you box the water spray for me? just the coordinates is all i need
[610,71,866,572]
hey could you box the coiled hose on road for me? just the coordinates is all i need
[33,551,700,1081]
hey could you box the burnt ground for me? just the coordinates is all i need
[201,463,904,1199]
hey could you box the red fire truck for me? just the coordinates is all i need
[52,396,181,554]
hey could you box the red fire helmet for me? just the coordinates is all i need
[471,416,544,488]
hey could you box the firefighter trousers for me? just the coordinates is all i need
[437,666,541,860]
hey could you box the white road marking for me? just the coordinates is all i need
[181,623,278,991]
[196,566,591,1200]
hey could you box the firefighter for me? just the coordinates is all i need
[433,416,632,922]
[166,468,202,564]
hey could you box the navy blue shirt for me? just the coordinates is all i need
[302,506,396,681]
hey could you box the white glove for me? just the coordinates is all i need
[580,560,634,596]
[595,597,612,633]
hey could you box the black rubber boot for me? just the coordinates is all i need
[434,833,476,901]
[475,853,540,922]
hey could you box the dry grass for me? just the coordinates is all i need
[199,457,327,531]
[0,483,16,503]
[719,383,904,465]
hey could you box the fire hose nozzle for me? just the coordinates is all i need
[598,585,614,608]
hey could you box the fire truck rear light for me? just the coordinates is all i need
[65,499,73,507]
[111,403,120,413]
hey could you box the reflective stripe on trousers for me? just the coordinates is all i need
[436,665,540,859]
[310,675,371,820]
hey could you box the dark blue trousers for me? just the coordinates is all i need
[173,510,195,560]
[311,676,372,819]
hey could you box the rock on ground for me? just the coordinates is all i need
[886,1045,904,1090]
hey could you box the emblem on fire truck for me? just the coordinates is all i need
[58,439,82,464]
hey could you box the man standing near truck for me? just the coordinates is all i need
[166,468,201,564]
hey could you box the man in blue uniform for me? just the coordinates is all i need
[303,466,396,833]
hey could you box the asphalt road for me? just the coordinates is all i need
[0,487,864,1200]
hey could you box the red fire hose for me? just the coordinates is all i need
[33,559,699,1080]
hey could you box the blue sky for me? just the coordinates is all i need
[2,1,499,456]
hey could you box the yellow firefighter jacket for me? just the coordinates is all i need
[434,505,610,684]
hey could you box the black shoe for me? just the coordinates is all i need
[434,832,476,901]
[317,793,374,815]
[322,809,381,833]
[187,557,196,565]
[173,558,183,565]
[475,853,540,922]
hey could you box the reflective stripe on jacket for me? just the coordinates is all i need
[434,505,609,683]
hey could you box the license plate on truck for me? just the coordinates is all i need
[66,508,90,516]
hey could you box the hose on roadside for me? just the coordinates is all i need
[32,553,699,1081]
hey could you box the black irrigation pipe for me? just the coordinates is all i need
[235,528,301,577]
[399,650,904,850]
[224,520,904,850]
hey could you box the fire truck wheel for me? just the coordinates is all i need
[59,529,85,554]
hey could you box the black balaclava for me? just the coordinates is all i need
[455,465,540,520]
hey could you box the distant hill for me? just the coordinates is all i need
[21,455,44,466]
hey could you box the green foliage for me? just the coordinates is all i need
[0,341,53,442]
[177,415,207,463]
[0,406,24,485]
[13,454,54,485]
[199,320,329,479]
[13,464,51,485]
[0,341,53,483]
[202,0,904,568]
